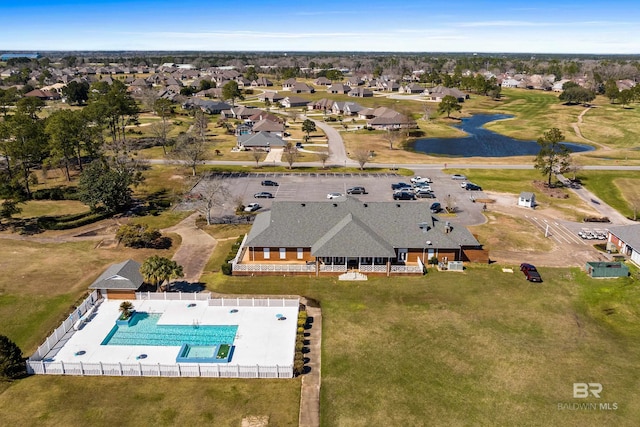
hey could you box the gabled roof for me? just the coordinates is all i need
[253,119,285,133]
[88,259,143,290]
[245,197,480,254]
[238,131,286,147]
[608,224,640,251]
[311,213,396,257]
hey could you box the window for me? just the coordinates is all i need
[297,248,304,260]
[397,249,408,262]
[263,248,270,259]
[279,248,286,260]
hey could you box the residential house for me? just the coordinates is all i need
[182,98,231,114]
[88,259,144,300]
[280,96,310,108]
[500,78,520,89]
[258,91,285,103]
[237,131,286,151]
[252,119,285,136]
[327,83,350,94]
[290,82,315,94]
[309,98,335,111]
[281,78,297,90]
[233,197,487,277]
[346,76,363,87]
[23,89,61,100]
[314,77,332,86]
[424,86,468,102]
[607,225,640,266]
[222,105,262,120]
[399,83,424,94]
[251,77,273,87]
[348,87,373,98]
[332,101,364,116]
[376,80,400,92]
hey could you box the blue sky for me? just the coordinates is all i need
[1,0,639,53]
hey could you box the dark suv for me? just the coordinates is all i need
[347,186,367,194]
[393,191,416,200]
[520,263,542,282]
[430,202,442,213]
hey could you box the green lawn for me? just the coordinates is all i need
[1,240,639,425]
[204,268,640,426]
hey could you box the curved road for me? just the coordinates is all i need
[311,119,352,166]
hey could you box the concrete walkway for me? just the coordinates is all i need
[299,303,322,427]
[163,212,218,283]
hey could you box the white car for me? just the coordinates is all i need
[327,192,343,199]
[244,203,261,212]
[451,174,467,180]
[460,181,468,188]
[410,176,432,184]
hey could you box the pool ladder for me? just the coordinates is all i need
[192,319,200,329]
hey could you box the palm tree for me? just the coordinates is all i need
[140,256,184,292]
[119,301,134,319]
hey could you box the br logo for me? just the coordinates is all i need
[573,383,603,398]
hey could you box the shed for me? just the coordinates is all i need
[518,192,535,208]
[88,259,144,299]
[585,261,629,278]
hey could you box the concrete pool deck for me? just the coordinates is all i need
[46,299,298,367]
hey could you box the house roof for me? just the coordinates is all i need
[519,192,534,199]
[238,131,286,147]
[252,119,284,133]
[245,197,480,256]
[608,224,640,251]
[88,259,144,290]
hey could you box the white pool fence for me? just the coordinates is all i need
[26,292,298,379]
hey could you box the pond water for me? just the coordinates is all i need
[411,114,594,157]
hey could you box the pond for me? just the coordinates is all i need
[411,114,594,157]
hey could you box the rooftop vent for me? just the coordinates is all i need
[363,203,368,207]
[396,204,401,208]
[333,203,337,207]
[301,203,306,207]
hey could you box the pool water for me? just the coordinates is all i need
[101,312,238,347]
[182,345,216,358]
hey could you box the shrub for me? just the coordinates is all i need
[0,335,26,380]
[221,263,233,275]
[116,224,171,249]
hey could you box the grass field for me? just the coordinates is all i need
[205,269,640,426]
[2,235,640,425]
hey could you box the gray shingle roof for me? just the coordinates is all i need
[88,259,143,290]
[245,197,480,256]
[238,132,286,147]
[608,224,640,251]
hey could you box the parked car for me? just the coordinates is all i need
[430,202,442,213]
[391,182,412,190]
[261,180,279,186]
[393,191,416,200]
[465,183,482,191]
[412,182,432,191]
[327,192,344,199]
[460,181,469,188]
[451,174,467,180]
[347,186,367,194]
[410,176,432,184]
[254,192,274,199]
[520,263,543,282]
[244,203,261,212]
[415,190,436,198]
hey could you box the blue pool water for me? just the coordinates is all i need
[101,312,238,347]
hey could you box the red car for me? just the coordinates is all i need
[520,263,542,282]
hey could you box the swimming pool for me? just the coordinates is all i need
[101,312,238,347]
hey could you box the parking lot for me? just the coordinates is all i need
[190,170,489,226]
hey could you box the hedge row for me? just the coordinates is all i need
[37,211,111,230]
[221,235,245,275]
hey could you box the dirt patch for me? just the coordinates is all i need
[532,180,568,199]
[169,175,184,180]
[242,415,269,427]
